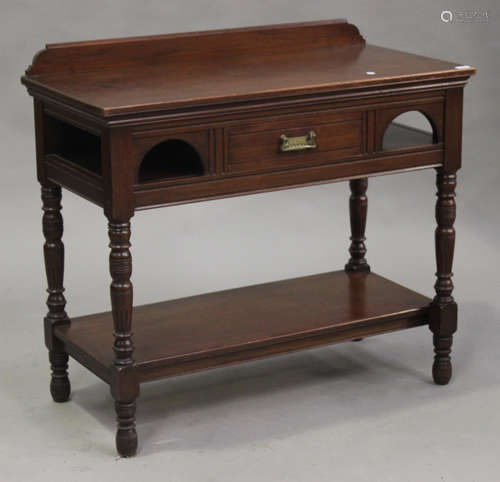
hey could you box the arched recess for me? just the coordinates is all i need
[137,139,205,183]
[375,103,443,152]
[382,111,437,150]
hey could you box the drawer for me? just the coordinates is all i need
[225,111,363,174]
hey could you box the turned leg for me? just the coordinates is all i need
[430,169,457,385]
[345,178,370,273]
[108,220,139,457]
[41,185,71,403]
[345,178,370,341]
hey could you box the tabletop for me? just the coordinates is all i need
[21,19,475,117]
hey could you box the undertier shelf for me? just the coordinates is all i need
[55,271,431,383]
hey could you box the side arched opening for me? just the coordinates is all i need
[138,139,205,183]
[382,111,438,151]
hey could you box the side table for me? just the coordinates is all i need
[21,19,475,456]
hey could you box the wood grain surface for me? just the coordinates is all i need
[22,20,474,117]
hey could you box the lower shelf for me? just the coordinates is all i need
[55,271,430,383]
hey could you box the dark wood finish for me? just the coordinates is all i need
[45,154,104,206]
[225,110,362,174]
[429,170,457,385]
[133,149,444,209]
[21,20,475,456]
[108,220,138,457]
[443,88,464,171]
[345,178,370,272]
[55,271,430,382]
[41,185,71,403]
[21,20,474,117]
[32,84,453,211]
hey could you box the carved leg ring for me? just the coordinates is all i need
[430,170,457,385]
[108,220,138,457]
[115,400,137,456]
[345,178,370,273]
[42,185,71,403]
[432,334,453,384]
[49,351,70,402]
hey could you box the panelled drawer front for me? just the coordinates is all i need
[225,110,363,174]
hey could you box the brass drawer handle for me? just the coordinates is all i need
[279,130,317,152]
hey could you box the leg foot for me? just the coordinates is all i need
[115,401,137,457]
[49,351,71,402]
[432,335,453,385]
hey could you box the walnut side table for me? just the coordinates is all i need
[21,19,475,456]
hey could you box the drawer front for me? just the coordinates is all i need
[225,110,363,174]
